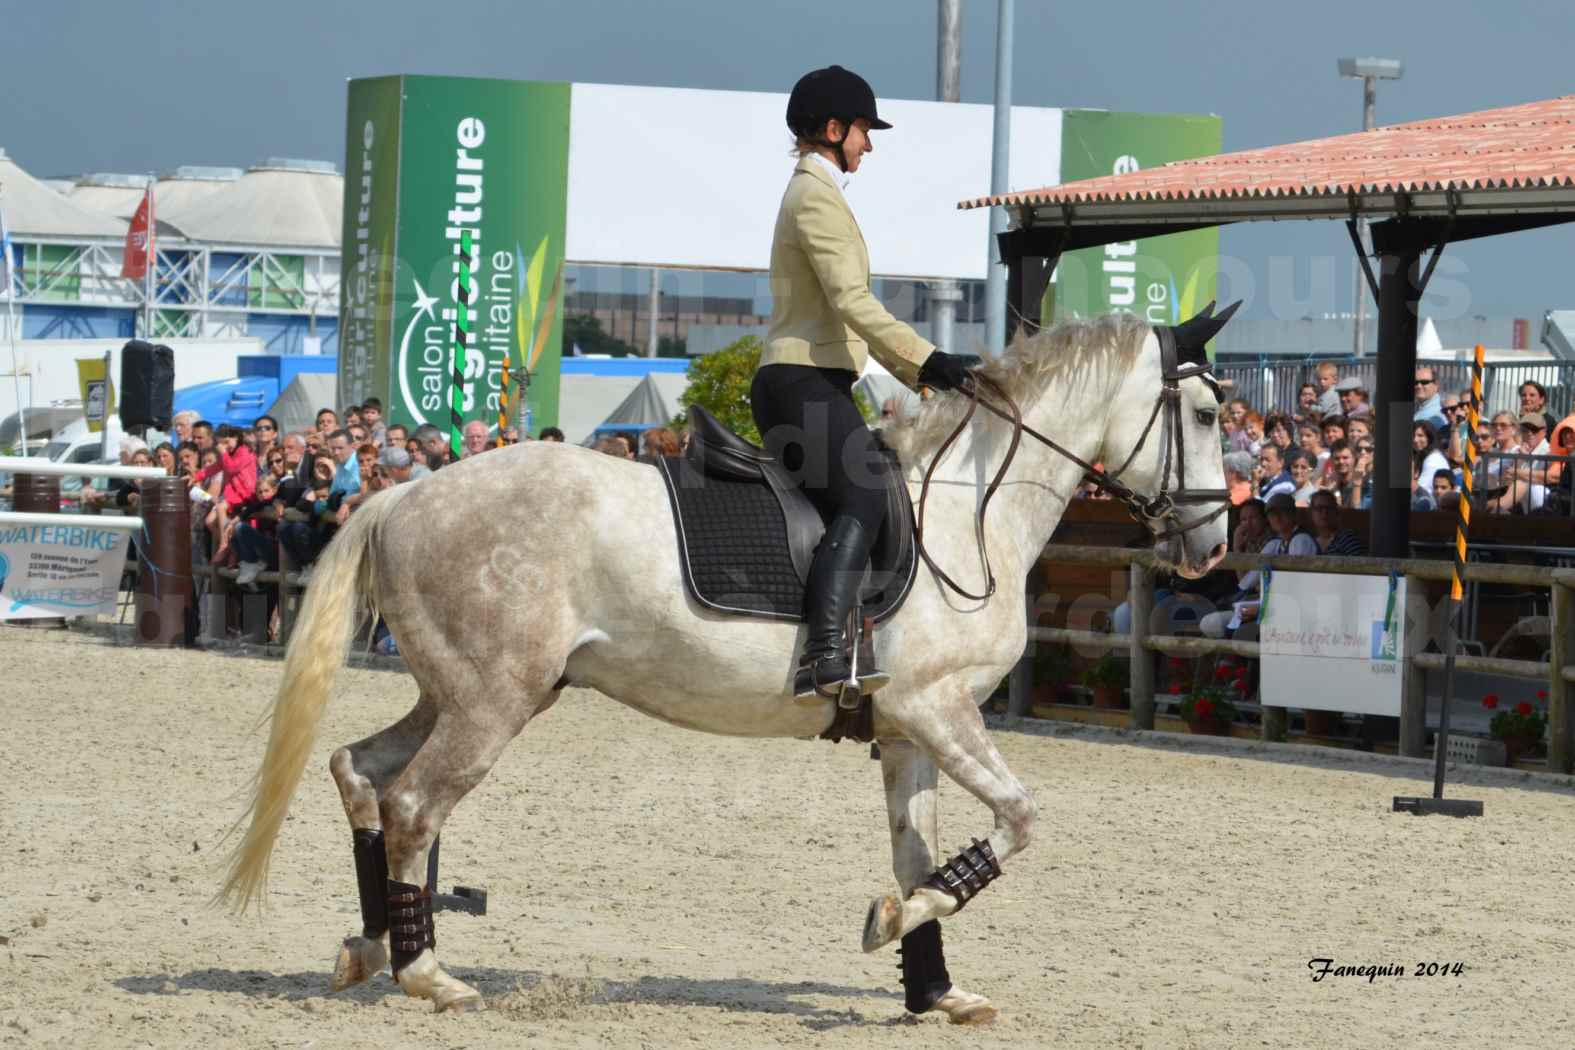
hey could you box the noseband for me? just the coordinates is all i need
[915,328,1230,603]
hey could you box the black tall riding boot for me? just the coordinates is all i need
[795,515,889,699]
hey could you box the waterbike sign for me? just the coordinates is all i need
[1259,571,1407,717]
[0,521,129,620]
[1048,110,1222,350]
[339,75,570,434]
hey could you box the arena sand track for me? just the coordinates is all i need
[3,629,1575,1048]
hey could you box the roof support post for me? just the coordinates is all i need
[1004,251,1052,344]
[1369,222,1426,559]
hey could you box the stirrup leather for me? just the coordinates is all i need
[922,838,1002,912]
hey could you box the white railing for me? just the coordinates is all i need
[0,458,167,532]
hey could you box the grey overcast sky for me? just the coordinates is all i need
[4,0,1571,322]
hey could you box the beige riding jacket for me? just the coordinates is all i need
[758,155,935,390]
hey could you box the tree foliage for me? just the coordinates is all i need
[674,335,762,443]
[563,313,638,357]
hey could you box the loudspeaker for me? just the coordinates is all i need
[120,340,174,430]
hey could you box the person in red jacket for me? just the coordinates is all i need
[198,424,258,563]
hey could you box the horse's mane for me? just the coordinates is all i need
[884,311,1149,462]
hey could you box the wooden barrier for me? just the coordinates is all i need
[1012,543,1575,772]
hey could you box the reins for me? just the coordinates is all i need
[913,333,1231,603]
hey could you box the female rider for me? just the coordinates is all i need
[751,65,979,699]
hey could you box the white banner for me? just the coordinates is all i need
[1259,571,1406,717]
[0,520,130,619]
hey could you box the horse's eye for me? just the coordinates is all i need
[1196,409,1217,427]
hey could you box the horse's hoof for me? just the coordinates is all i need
[937,990,1000,1026]
[330,936,387,992]
[861,893,903,953]
[947,1002,1000,1026]
[434,991,485,1014]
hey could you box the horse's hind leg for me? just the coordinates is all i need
[878,739,998,1026]
[863,682,1036,953]
[327,698,436,991]
[379,699,543,1013]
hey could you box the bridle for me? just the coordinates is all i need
[915,326,1231,602]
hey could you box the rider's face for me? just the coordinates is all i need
[824,117,873,173]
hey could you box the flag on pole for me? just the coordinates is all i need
[121,188,154,280]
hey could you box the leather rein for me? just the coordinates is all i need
[914,328,1231,602]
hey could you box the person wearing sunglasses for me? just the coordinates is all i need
[252,415,280,459]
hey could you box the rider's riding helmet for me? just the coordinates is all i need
[786,65,892,172]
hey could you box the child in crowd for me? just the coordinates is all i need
[197,424,258,564]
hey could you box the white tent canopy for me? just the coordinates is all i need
[267,373,338,434]
[0,148,126,239]
[164,159,341,248]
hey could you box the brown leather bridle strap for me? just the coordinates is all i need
[914,372,1021,601]
[914,350,1228,603]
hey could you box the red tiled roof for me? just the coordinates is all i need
[959,95,1575,211]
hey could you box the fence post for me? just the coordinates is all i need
[1400,570,1427,757]
[1128,562,1155,730]
[1008,587,1032,719]
[1550,580,1574,774]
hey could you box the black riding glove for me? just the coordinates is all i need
[917,350,982,393]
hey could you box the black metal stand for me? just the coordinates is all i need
[424,835,489,915]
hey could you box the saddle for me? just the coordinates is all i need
[656,406,917,624]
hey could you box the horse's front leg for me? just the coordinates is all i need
[877,738,999,1025]
[863,681,1036,952]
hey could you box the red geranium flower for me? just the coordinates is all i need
[1537,690,1548,700]
[1194,697,1214,719]
[1516,701,1534,717]
[1214,664,1234,682]
[1482,694,1499,709]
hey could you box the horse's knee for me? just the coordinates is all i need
[1000,790,1037,854]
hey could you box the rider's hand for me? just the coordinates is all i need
[917,349,981,393]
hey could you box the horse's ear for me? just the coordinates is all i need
[1165,300,1242,361]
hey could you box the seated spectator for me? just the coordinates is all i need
[1287,448,1318,505]
[1410,459,1436,511]
[1232,497,1270,555]
[385,422,408,450]
[462,419,491,458]
[361,398,387,446]
[1308,490,1366,555]
[356,442,379,481]
[540,426,565,442]
[1441,392,1471,467]
[1201,493,1317,638]
[196,424,258,564]
[640,427,681,459]
[315,408,339,436]
[1321,414,1348,452]
[379,445,416,484]
[1296,423,1327,469]
[154,442,177,475]
[233,473,284,586]
[1295,383,1321,426]
[1431,470,1457,508]
[1412,421,1450,491]
[1239,412,1265,456]
[1264,413,1295,454]
[502,426,521,445]
[277,452,343,578]
[1319,439,1369,509]
[1546,412,1575,514]
[593,436,625,457]
[1492,412,1550,514]
[1313,361,1342,417]
[1223,450,1255,506]
[1519,380,1557,434]
[414,424,454,470]
[1347,414,1373,446]
[1225,399,1251,451]
[1257,442,1295,500]
[1412,366,1447,431]
[1335,376,1371,417]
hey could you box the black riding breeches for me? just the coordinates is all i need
[750,363,889,537]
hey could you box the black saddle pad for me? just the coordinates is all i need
[657,454,916,623]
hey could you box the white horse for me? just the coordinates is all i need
[220,310,1229,1023]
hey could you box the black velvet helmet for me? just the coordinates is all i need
[786,65,893,140]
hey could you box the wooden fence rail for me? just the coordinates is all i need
[1011,545,1575,773]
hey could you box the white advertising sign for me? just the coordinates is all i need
[1259,571,1406,717]
[0,519,130,619]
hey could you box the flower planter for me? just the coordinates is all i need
[1185,716,1232,737]
[1500,731,1542,766]
[1091,683,1127,709]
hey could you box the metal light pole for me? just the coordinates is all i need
[984,0,1014,355]
[1339,57,1403,357]
[929,0,963,353]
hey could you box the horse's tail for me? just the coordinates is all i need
[217,484,411,913]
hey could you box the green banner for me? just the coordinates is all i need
[339,76,402,411]
[341,75,571,434]
[1050,109,1223,352]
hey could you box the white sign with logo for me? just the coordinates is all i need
[1259,571,1406,717]
[0,521,130,620]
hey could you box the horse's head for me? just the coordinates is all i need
[1099,302,1237,579]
